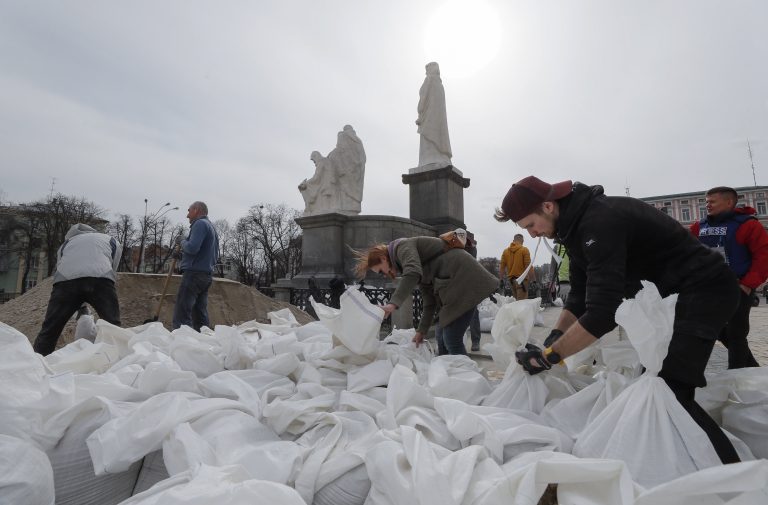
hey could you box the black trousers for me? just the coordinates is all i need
[658,269,741,464]
[718,288,760,368]
[33,277,121,356]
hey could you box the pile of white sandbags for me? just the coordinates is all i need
[0,285,766,505]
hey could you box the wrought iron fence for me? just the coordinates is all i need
[288,286,425,332]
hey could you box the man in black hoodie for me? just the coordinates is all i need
[495,176,741,464]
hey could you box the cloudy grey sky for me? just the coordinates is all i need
[1,0,767,262]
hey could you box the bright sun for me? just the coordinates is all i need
[423,0,502,78]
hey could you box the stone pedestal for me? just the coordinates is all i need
[291,213,436,287]
[402,165,469,234]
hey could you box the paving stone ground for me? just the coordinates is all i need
[467,304,768,376]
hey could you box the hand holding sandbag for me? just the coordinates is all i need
[515,343,551,375]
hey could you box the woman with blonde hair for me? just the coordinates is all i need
[354,235,498,354]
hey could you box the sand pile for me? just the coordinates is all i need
[0,272,313,349]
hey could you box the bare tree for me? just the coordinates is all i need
[249,203,302,286]
[212,219,231,278]
[109,214,138,272]
[20,194,104,277]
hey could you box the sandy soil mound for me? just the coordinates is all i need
[0,273,313,349]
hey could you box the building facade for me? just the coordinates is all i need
[640,185,768,229]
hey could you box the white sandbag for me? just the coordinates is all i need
[0,434,55,505]
[293,321,333,341]
[542,371,629,439]
[311,287,383,356]
[269,307,300,327]
[427,355,492,405]
[0,321,49,401]
[169,338,224,378]
[634,459,768,505]
[94,319,137,358]
[463,451,640,505]
[313,463,370,505]
[87,393,252,474]
[254,352,302,376]
[46,339,121,374]
[347,359,394,393]
[365,426,488,505]
[45,401,142,505]
[132,450,170,495]
[481,362,549,413]
[293,411,384,504]
[573,282,722,488]
[697,367,768,424]
[118,464,306,505]
[485,298,541,368]
[74,313,97,342]
[261,382,337,436]
[137,362,201,395]
[434,397,572,463]
[376,365,460,450]
[721,390,768,459]
[162,410,301,485]
[479,316,493,333]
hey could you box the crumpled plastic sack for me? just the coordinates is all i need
[311,287,383,356]
[485,298,541,368]
[427,355,492,406]
[365,426,489,505]
[0,434,55,505]
[573,281,722,488]
[634,459,768,505]
[117,464,306,505]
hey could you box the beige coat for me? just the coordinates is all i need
[389,237,499,333]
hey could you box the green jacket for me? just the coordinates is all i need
[389,237,499,333]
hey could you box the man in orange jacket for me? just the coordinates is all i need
[499,234,533,300]
[691,186,768,368]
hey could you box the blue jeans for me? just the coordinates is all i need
[435,308,476,355]
[173,271,212,331]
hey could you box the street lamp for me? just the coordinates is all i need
[136,201,175,272]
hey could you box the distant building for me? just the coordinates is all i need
[0,206,49,301]
[640,185,768,229]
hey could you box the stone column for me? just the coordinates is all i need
[294,212,349,279]
[402,165,470,234]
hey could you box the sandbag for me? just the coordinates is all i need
[313,463,370,505]
[311,287,383,356]
[132,450,170,495]
[0,434,55,505]
[721,390,768,459]
[118,464,306,505]
[573,282,722,488]
[47,405,141,505]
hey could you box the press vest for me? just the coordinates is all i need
[697,213,753,277]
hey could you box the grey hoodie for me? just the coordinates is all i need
[53,224,121,283]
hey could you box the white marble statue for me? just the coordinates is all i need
[416,62,453,170]
[299,125,366,216]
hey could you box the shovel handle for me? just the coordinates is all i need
[154,246,179,320]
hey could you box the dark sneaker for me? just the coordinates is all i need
[471,343,480,352]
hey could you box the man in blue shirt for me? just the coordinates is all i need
[173,201,220,331]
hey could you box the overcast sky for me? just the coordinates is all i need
[1,0,767,263]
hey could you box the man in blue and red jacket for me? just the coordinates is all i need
[690,186,768,368]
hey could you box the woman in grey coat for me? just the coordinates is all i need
[354,236,498,354]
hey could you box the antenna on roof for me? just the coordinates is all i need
[748,138,757,187]
[48,177,57,199]
[625,178,630,197]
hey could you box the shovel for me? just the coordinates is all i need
[144,246,179,324]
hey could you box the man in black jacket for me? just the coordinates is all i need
[495,175,741,464]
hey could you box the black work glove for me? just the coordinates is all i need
[515,343,551,375]
[543,329,564,348]
[171,250,182,260]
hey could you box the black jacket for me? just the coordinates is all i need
[558,183,731,338]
